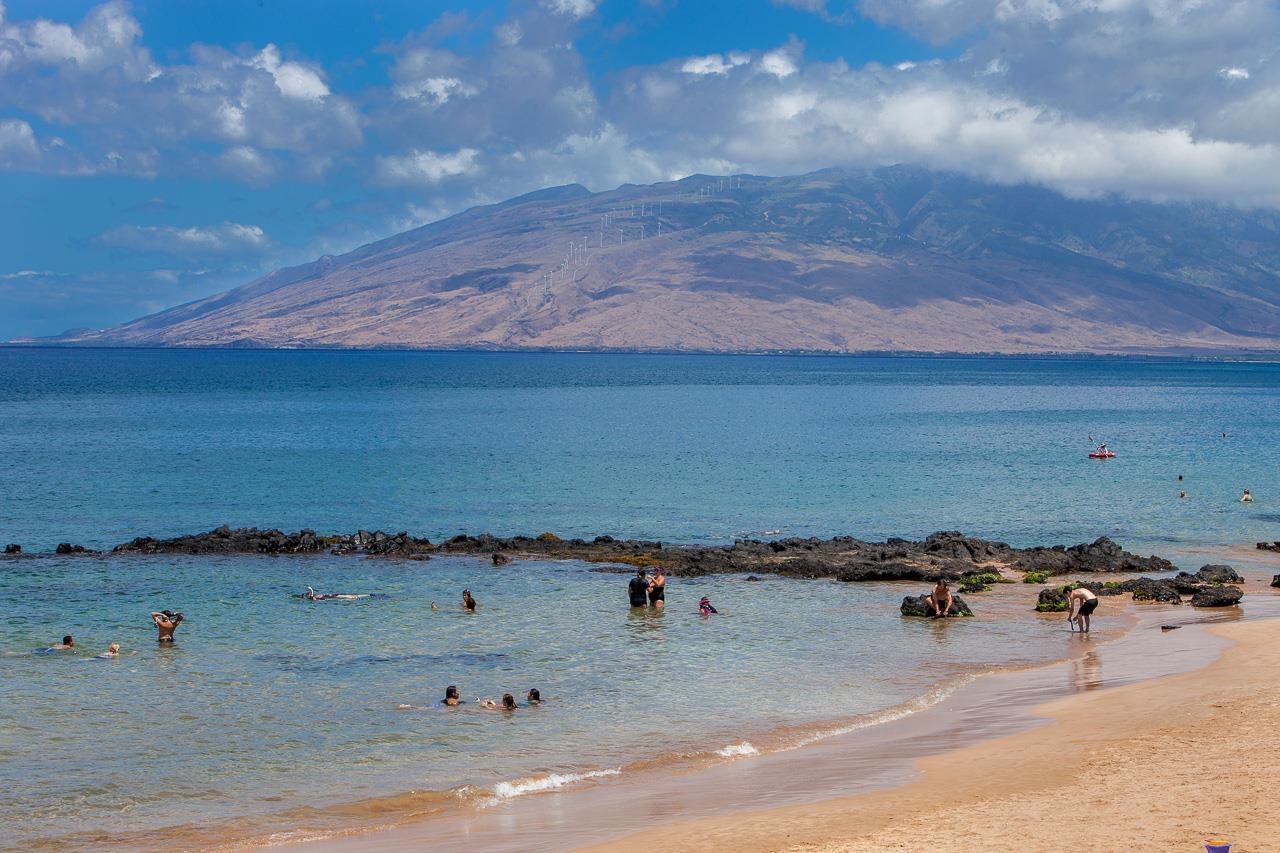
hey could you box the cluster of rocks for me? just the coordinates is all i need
[1257,541,1280,553]
[9,528,1178,585]
[1036,564,1245,610]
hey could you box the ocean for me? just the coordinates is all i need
[2,348,1278,851]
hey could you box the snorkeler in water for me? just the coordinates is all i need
[304,586,370,601]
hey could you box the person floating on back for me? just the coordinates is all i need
[698,595,717,615]
[1067,586,1099,633]
[628,569,650,608]
[926,578,954,618]
[151,610,183,643]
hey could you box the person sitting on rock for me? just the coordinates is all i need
[926,578,954,618]
[1067,586,1099,633]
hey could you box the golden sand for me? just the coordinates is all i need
[580,618,1279,853]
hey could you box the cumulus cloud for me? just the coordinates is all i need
[0,2,360,180]
[95,222,272,256]
[374,148,480,185]
[681,53,751,76]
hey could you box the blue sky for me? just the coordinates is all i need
[2,0,1279,339]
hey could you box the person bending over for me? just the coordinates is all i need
[1067,587,1099,633]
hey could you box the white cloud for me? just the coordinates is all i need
[374,148,480,185]
[681,53,751,76]
[759,48,800,78]
[394,75,479,104]
[249,44,330,102]
[541,0,600,18]
[1218,66,1250,80]
[0,118,38,158]
[95,222,271,255]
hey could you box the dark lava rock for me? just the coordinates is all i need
[1119,577,1182,604]
[113,525,432,558]
[1172,564,1243,594]
[900,593,974,617]
[1190,586,1244,607]
[55,543,95,555]
[1272,574,1280,589]
[1014,537,1174,576]
[4,543,19,554]
[1258,541,1280,553]
[745,575,761,581]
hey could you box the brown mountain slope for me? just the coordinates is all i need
[54,167,1280,354]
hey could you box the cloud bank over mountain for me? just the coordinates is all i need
[3,0,1279,339]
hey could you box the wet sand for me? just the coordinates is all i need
[581,612,1280,853]
[271,580,1280,853]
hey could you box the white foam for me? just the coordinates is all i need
[787,676,976,750]
[715,741,759,757]
[487,768,621,803]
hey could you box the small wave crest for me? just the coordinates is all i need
[714,741,758,757]
[483,768,621,805]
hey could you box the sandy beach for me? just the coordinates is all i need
[581,616,1280,853]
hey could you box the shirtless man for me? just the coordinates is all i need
[1066,587,1099,633]
[926,578,954,618]
[150,610,183,643]
[51,635,74,650]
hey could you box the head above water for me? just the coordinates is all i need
[526,688,540,703]
[108,643,120,653]
[445,685,459,700]
[502,693,516,709]
[62,635,73,646]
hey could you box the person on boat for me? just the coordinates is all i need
[926,578,954,617]
[1067,587,1099,633]
[628,569,650,608]
[151,610,183,642]
[698,595,718,615]
[648,568,666,608]
[462,589,477,612]
[1241,488,1254,502]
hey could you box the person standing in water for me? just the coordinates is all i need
[628,569,649,608]
[1242,488,1254,502]
[1067,587,1099,633]
[150,610,183,643]
[461,589,477,612]
[648,568,666,608]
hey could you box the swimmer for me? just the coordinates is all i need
[431,600,438,610]
[462,589,477,612]
[443,685,460,706]
[1066,587,1099,633]
[150,610,183,642]
[698,595,718,615]
[97,643,121,659]
[479,693,517,710]
[51,635,74,650]
[1241,488,1254,502]
[1179,490,1186,499]
[526,688,541,704]
[305,587,369,601]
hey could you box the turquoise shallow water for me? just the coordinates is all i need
[2,348,1279,850]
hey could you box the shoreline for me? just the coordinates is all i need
[577,609,1280,853]
[265,587,1280,853]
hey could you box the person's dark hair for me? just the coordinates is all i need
[62,635,73,645]
[526,688,540,703]
[636,568,646,577]
[445,685,459,700]
[502,693,516,709]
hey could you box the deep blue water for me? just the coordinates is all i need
[2,348,1278,552]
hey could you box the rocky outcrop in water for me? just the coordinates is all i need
[1258,541,1280,553]
[1190,586,1244,607]
[900,593,974,617]
[55,543,97,555]
[92,526,1173,582]
[4,543,20,554]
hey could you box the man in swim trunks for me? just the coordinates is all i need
[628,569,650,608]
[926,578,954,617]
[151,610,183,642]
[1067,587,1099,633]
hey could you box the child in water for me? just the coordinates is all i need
[698,596,717,615]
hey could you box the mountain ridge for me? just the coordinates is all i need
[36,165,1280,355]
